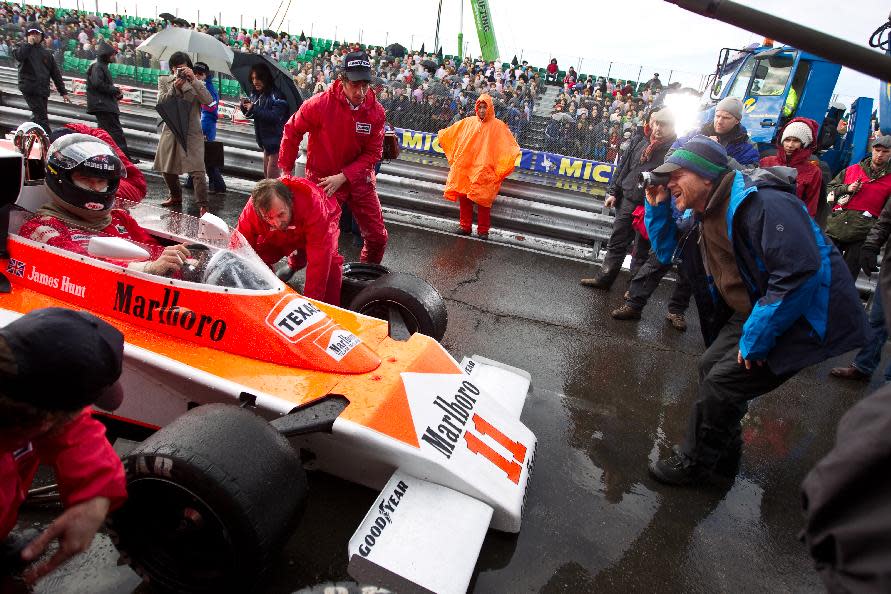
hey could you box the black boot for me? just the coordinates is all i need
[580,268,617,290]
[649,450,710,486]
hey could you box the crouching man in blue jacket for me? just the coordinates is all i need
[644,136,868,486]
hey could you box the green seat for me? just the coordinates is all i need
[67,39,76,51]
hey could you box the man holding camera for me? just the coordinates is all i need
[643,136,866,486]
[14,26,71,134]
[580,108,676,292]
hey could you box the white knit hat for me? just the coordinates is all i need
[781,121,813,147]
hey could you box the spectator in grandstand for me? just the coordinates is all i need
[759,118,822,218]
[645,73,663,92]
[674,97,759,166]
[154,51,214,216]
[824,135,891,279]
[14,25,70,134]
[438,94,521,240]
[546,58,558,85]
[85,43,134,162]
[580,108,677,292]
[279,50,388,264]
[240,62,289,180]
[644,136,866,486]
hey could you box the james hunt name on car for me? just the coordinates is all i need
[113,282,227,341]
[27,265,87,298]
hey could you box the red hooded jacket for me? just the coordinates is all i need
[1,410,127,540]
[277,80,385,190]
[236,176,342,304]
[62,123,147,203]
[760,117,822,217]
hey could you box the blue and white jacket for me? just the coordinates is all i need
[646,169,867,375]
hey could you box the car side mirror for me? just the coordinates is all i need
[87,236,151,261]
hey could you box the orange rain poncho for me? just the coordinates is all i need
[437,94,521,208]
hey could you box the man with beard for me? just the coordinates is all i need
[674,97,760,167]
[86,43,133,162]
[580,108,677,292]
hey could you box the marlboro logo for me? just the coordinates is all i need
[113,282,227,341]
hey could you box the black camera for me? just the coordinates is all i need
[638,171,670,189]
[176,68,188,80]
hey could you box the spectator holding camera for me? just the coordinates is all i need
[240,63,289,179]
[644,136,866,486]
[153,52,213,216]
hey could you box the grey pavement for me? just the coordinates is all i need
[14,173,879,594]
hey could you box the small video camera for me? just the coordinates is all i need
[638,171,670,189]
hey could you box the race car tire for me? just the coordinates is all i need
[348,272,448,341]
[341,262,391,306]
[290,582,392,594]
[109,404,306,594]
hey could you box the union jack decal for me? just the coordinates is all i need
[6,258,25,277]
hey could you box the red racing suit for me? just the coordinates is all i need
[62,123,147,203]
[278,80,388,264]
[18,210,164,267]
[1,410,127,540]
[236,176,343,305]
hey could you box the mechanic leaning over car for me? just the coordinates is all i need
[0,308,127,585]
[18,133,190,276]
[277,50,388,265]
[236,177,344,305]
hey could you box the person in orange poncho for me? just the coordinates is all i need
[438,94,521,239]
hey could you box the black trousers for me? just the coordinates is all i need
[681,313,794,468]
[601,198,650,282]
[626,250,693,314]
[830,237,863,281]
[23,93,51,134]
[94,111,131,159]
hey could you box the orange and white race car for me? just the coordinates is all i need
[0,132,536,594]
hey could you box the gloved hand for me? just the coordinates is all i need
[860,246,880,277]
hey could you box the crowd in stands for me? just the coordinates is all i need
[0,1,673,163]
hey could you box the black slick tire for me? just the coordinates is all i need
[348,272,448,340]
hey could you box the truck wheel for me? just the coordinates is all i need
[341,262,391,306]
[109,404,306,594]
[349,272,448,341]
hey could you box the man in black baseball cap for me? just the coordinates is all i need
[342,50,372,83]
[14,25,71,134]
[1,308,127,584]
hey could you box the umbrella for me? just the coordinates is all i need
[420,59,437,71]
[419,43,425,54]
[158,12,175,21]
[262,29,276,37]
[511,55,519,66]
[138,27,234,74]
[207,26,223,36]
[371,76,387,86]
[299,31,306,42]
[64,15,79,24]
[230,51,304,115]
[174,18,191,28]
[551,112,574,122]
[428,83,450,97]
[385,43,406,58]
[155,96,191,150]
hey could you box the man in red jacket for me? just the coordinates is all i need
[236,176,343,305]
[1,308,127,584]
[278,51,388,264]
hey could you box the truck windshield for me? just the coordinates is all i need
[726,52,794,99]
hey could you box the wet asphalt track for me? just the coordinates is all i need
[14,173,879,594]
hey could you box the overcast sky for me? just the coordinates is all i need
[83,0,884,102]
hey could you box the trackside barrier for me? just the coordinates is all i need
[67,78,144,105]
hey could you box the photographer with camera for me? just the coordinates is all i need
[580,108,677,293]
[153,52,214,216]
[643,136,867,486]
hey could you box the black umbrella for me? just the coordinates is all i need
[419,43,425,54]
[174,18,191,28]
[262,29,276,37]
[428,84,451,97]
[207,26,223,36]
[420,59,437,71]
[155,96,191,150]
[299,31,306,42]
[231,52,304,115]
[385,43,406,58]
[511,55,519,66]
[159,12,176,20]
[64,15,79,24]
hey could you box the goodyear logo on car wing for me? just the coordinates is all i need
[266,295,329,342]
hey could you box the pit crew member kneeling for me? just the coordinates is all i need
[19,133,189,276]
[643,136,867,486]
[237,177,343,305]
[1,308,127,584]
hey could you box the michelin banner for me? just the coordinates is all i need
[395,127,616,184]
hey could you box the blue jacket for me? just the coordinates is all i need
[646,169,867,375]
[200,78,219,141]
[242,89,289,153]
[674,123,760,166]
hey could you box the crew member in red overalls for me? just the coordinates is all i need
[278,50,387,265]
[1,308,127,584]
[236,176,343,305]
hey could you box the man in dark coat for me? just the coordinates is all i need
[580,107,676,290]
[644,136,868,486]
[13,26,70,133]
[86,43,132,161]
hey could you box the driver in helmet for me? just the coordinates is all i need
[18,133,190,276]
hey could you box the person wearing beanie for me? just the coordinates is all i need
[643,135,867,486]
[672,96,760,166]
[86,43,133,162]
[13,25,71,134]
[0,308,127,584]
[760,117,823,218]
